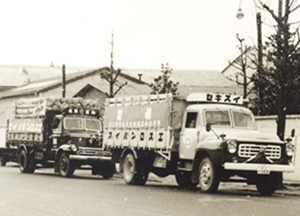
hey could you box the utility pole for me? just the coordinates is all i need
[110,31,114,98]
[236,0,263,114]
[62,64,66,98]
[256,12,263,115]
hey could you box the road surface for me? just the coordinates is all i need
[1,164,300,216]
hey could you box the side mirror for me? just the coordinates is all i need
[206,123,211,132]
[291,129,295,138]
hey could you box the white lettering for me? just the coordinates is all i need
[145,108,152,120]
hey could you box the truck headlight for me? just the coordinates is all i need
[286,143,294,157]
[227,140,237,154]
[70,144,78,152]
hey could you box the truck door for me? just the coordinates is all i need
[179,111,199,160]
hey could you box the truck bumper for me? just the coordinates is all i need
[224,162,295,173]
[69,155,112,161]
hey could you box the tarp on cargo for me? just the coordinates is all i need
[15,97,100,118]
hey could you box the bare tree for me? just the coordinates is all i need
[101,31,127,98]
[228,34,255,99]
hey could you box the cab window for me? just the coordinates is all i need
[232,110,255,128]
[205,110,230,126]
[185,112,198,128]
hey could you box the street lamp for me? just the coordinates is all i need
[236,8,244,19]
[236,0,263,115]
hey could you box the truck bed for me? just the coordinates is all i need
[103,94,187,151]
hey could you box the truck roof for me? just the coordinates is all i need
[185,103,252,113]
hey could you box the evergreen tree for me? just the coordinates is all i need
[150,64,179,95]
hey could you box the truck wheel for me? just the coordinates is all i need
[152,168,170,177]
[59,152,75,177]
[198,157,220,193]
[92,165,101,175]
[175,171,198,188]
[18,149,36,173]
[0,157,7,166]
[123,153,137,184]
[256,173,280,196]
[102,162,116,179]
[123,153,148,185]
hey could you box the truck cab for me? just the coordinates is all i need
[51,110,102,150]
[178,93,295,195]
[180,103,257,160]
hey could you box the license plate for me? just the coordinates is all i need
[257,165,271,175]
[95,151,103,156]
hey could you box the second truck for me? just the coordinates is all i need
[103,93,295,195]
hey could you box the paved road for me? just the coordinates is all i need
[1,164,300,216]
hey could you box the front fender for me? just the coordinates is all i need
[195,139,224,166]
[195,139,223,151]
[55,144,73,160]
[57,144,73,152]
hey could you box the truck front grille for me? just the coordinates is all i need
[70,137,99,147]
[238,144,281,159]
[78,148,99,156]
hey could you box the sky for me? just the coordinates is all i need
[0,0,299,71]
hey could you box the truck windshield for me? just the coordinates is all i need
[232,110,255,128]
[85,119,101,131]
[205,110,230,126]
[64,117,83,130]
[64,117,101,131]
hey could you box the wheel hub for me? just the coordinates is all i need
[60,157,68,172]
[125,160,134,178]
[200,163,211,186]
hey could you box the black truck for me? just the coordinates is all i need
[1,97,115,178]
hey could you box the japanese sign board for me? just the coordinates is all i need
[104,94,172,149]
[104,99,171,129]
[8,119,43,133]
[186,93,243,105]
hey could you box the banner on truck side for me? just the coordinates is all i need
[104,97,172,149]
[8,119,43,133]
[104,103,170,128]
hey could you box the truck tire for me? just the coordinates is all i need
[123,153,148,185]
[256,173,280,196]
[0,157,7,166]
[175,171,198,188]
[152,168,170,177]
[18,149,36,173]
[134,168,149,186]
[198,157,220,193]
[102,161,116,179]
[59,152,75,177]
